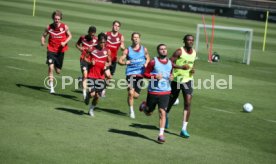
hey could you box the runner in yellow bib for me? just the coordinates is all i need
[166,34,196,138]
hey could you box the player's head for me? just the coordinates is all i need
[52,10,62,25]
[183,34,194,49]
[112,20,121,32]
[97,32,107,49]
[157,44,167,59]
[131,32,141,45]
[88,26,96,36]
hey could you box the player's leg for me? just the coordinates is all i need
[140,93,156,116]
[81,60,89,99]
[54,52,64,75]
[103,67,112,97]
[165,81,180,128]
[126,75,136,119]
[46,52,56,93]
[180,80,193,138]
[157,94,170,143]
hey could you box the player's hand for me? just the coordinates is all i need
[189,68,195,75]
[125,60,130,65]
[41,42,45,46]
[91,59,95,66]
[61,42,66,47]
[182,64,190,70]
[169,74,174,81]
[155,74,162,80]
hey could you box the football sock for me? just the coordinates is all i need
[182,121,188,131]
[159,128,165,136]
[130,106,134,113]
[83,89,87,99]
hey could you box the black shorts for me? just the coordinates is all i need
[80,60,90,73]
[46,51,64,69]
[126,75,144,94]
[146,94,170,113]
[171,80,193,96]
[109,61,117,75]
[87,78,106,95]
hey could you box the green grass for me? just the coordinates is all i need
[0,0,276,163]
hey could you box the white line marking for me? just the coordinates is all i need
[18,54,32,57]
[203,106,235,114]
[264,119,276,123]
[6,66,25,71]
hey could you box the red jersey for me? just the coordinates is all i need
[87,47,109,79]
[77,35,98,60]
[106,31,122,62]
[47,23,69,53]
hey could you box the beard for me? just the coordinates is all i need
[159,54,167,59]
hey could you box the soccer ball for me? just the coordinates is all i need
[173,98,179,106]
[212,52,220,62]
[243,103,253,113]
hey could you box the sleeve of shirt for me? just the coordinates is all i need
[76,36,83,45]
[143,59,157,79]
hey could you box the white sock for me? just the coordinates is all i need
[90,105,95,111]
[159,128,165,136]
[130,106,134,113]
[83,89,87,98]
[49,81,54,90]
[182,121,188,131]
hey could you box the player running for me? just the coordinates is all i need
[118,32,150,119]
[139,44,173,143]
[76,26,98,99]
[84,33,111,117]
[41,10,72,94]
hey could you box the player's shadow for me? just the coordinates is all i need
[94,107,127,116]
[72,89,82,94]
[108,128,159,144]
[16,83,48,92]
[129,123,179,137]
[16,83,82,102]
[55,107,86,115]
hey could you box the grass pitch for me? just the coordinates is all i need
[0,0,276,163]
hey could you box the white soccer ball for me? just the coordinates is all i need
[243,103,253,113]
[173,98,179,106]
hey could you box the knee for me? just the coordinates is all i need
[184,103,191,111]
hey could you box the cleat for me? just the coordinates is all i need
[165,115,169,129]
[50,89,55,94]
[89,109,94,117]
[139,101,147,112]
[180,130,190,138]
[157,135,165,143]
[130,112,135,119]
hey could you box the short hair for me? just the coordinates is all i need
[131,32,141,38]
[183,34,194,41]
[88,26,96,33]
[98,32,107,41]
[52,10,63,20]
[157,44,166,51]
[113,20,121,26]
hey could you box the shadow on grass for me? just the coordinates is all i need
[72,89,82,94]
[94,107,127,116]
[55,107,87,115]
[129,123,179,137]
[16,84,82,102]
[108,128,160,144]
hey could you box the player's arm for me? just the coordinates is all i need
[75,36,83,52]
[144,60,160,79]
[170,48,190,70]
[144,47,150,68]
[41,27,48,46]
[118,49,130,65]
[107,49,112,66]
[120,35,126,51]
[61,25,72,47]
